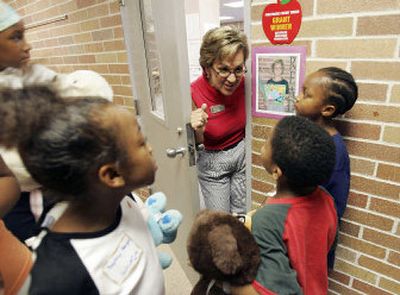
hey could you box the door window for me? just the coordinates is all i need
[140,0,165,120]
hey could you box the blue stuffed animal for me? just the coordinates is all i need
[145,192,183,269]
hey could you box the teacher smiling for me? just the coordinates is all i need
[190,26,249,214]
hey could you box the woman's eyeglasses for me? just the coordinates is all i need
[211,65,247,79]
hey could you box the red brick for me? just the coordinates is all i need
[117,52,128,63]
[317,0,399,14]
[87,64,109,74]
[377,164,400,183]
[343,207,394,231]
[328,270,350,285]
[299,18,352,38]
[328,279,361,295]
[252,117,278,126]
[108,64,129,74]
[77,0,96,8]
[113,86,133,97]
[379,278,400,295]
[252,139,264,154]
[335,245,357,263]
[252,153,263,167]
[347,192,368,209]
[352,61,400,81]
[120,76,131,85]
[357,14,400,36]
[87,3,109,18]
[84,43,104,53]
[335,120,381,140]
[349,157,375,176]
[100,15,121,28]
[346,139,400,164]
[369,197,400,218]
[68,10,89,23]
[352,279,392,295]
[306,61,348,75]
[351,175,400,201]
[63,56,79,64]
[80,19,100,32]
[383,126,400,145]
[92,29,113,41]
[57,1,78,14]
[252,179,274,193]
[78,55,95,64]
[113,27,124,39]
[339,234,386,259]
[345,103,400,124]
[103,40,125,51]
[340,220,360,237]
[317,39,396,58]
[363,228,400,252]
[357,82,388,102]
[252,125,271,140]
[103,75,121,85]
[359,255,400,281]
[388,251,400,266]
[253,166,273,183]
[109,1,120,14]
[391,85,400,103]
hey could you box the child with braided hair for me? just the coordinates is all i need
[295,67,358,268]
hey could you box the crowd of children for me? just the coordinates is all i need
[0,0,359,294]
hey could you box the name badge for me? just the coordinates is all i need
[210,104,225,114]
[103,234,142,284]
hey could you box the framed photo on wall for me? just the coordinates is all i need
[252,46,306,118]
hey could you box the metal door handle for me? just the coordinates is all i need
[166,147,186,158]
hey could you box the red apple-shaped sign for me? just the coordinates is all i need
[262,0,302,45]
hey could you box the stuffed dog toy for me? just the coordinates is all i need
[187,210,260,295]
[144,192,183,269]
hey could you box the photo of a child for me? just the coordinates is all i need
[253,46,306,118]
[260,59,289,112]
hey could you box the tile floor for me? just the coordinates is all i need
[159,244,194,294]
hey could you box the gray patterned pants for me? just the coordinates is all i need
[196,139,246,214]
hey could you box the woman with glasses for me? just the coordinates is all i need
[190,26,249,214]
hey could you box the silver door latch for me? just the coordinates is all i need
[166,147,186,158]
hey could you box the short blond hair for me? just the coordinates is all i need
[199,26,249,69]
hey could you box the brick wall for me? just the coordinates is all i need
[7,0,134,107]
[251,1,400,294]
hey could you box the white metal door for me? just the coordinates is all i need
[120,0,200,283]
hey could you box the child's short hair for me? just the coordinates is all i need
[271,116,335,187]
[318,67,358,117]
[271,59,284,73]
[0,86,122,200]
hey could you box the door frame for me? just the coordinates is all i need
[244,0,253,210]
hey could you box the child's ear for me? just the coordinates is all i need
[98,163,125,188]
[321,104,336,118]
[271,164,282,181]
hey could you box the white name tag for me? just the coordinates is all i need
[103,234,142,284]
[210,104,225,114]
